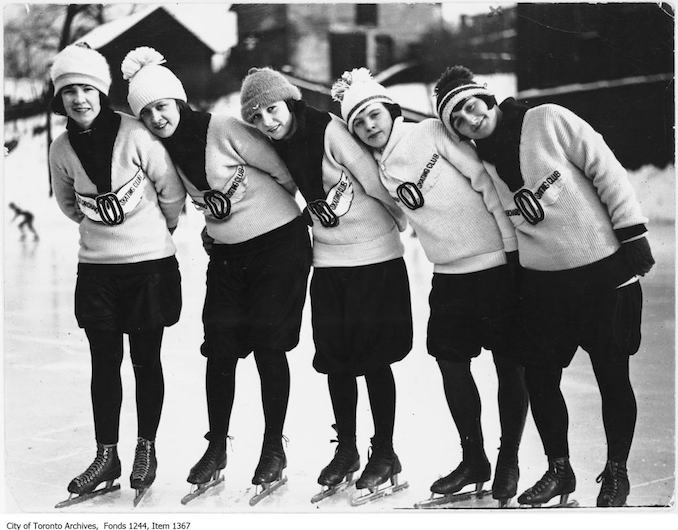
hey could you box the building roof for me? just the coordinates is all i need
[76,4,236,53]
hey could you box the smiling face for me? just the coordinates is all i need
[61,84,101,129]
[139,98,181,139]
[450,96,499,140]
[352,102,394,150]
[250,101,295,141]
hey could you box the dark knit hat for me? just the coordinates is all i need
[240,67,301,122]
[434,66,495,137]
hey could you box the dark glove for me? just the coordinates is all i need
[200,225,214,256]
[622,236,655,276]
[302,206,314,227]
[505,250,521,287]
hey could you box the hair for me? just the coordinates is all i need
[50,89,110,116]
[383,102,402,121]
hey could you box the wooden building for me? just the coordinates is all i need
[76,5,235,110]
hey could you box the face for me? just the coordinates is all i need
[250,101,294,140]
[61,84,101,129]
[352,103,393,150]
[450,96,498,140]
[140,99,181,139]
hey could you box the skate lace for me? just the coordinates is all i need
[528,468,557,495]
[131,440,153,480]
[74,448,110,487]
[596,464,625,498]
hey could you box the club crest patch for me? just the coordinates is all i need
[192,165,248,220]
[325,171,353,217]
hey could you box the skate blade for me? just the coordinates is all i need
[519,493,579,509]
[310,477,357,503]
[180,475,225,505]
[55,481,121,509]
[133,486,151,508]
[350,475,409,507]
[414,486,492,509]
[249,475,288,506]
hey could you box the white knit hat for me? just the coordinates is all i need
[331,68,394,133]
[50,43,111,95]
[121,47,187,117]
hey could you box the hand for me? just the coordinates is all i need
[622,237,655,276]
[201,226,214,256]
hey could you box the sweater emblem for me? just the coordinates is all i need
[392,152,439,210]
[191,165,247,220]
[511,169,564,225]
[75,168,146,225]
[307,172,354,228]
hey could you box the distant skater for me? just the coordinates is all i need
[9,202,39,240]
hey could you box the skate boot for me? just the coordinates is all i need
[517,457,577,508]
[415,452,491,508]
[311,428,360,503]
[249,438,288,506]
[351,439,408,506]
[491,457,520,507]
[55,444,121,508]
[130,438,156,507]
[596,460,629,507]
[180,438,227,505]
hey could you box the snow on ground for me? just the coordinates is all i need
[1,112,675,528]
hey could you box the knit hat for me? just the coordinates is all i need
[434,66,495,136]
[121,47,187,117]
[50,43,112,95]
[331,68,394,133]
[240,67,301,122]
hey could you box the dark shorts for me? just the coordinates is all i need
[75,256,182,332]
[201,217,312,360]
[518,268,643,368]
[311,257,413,376]
[427,265,519,362]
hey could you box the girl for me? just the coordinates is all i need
[49,43,186,505]
[239,67,413,503]
[331,68,529,507]
[121,48,311,502]
[434,65,654,507]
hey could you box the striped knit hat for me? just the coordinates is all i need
[121,47,187,117]
[240,67,301,122]
[331,68,394,133]
[434,66,495,137]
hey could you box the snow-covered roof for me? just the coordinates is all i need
[76,4,236,54]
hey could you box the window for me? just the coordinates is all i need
[356,4,378,26]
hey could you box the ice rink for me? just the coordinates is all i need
[2,116,675,522]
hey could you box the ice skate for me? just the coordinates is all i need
[55,444,121,508]
[350,441,408,506]
[311,433,360,503]
[414,455,491,509]
[517,457,578,508]
[249,439,288,506]
[130,438,156,507]
[595,460,629,507]
[491,458,519,508]
[180,439,227,505]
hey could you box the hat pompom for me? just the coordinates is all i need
[121,47,166,81]
[331,68,374,102]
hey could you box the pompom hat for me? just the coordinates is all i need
[331,68,393,133]
[50,43,112,96]
[240,67,301,122]
[122,47,187,117]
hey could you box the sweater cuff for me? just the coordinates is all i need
[615,224,647,243]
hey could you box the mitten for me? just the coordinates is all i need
[622,236,655,276]
[201,225,215,256]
